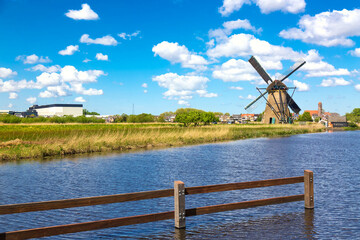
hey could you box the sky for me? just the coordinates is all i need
[0,0,360,115]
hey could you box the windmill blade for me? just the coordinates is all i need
[285,92,301,114]
[279,59,306,82]
[245,90,268,111]
[248,56,273,84]
[245,95,266,113]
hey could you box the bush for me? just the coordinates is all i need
[298,112,312,121]
[0,115,105,124]
[175,110,219,126]
[348,122,359,128]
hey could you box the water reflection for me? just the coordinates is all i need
[169,211,315,239]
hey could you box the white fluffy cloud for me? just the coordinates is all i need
[230,86,244,90]
[213,59,259,82]
[142,83,148,88]
[75,96,86,103]
[152,73,217,104]
[349,48,360,57]
[302,50,350,77]
[59,45,79,56]
[178,100,190,106]
[8,103,13,108]
[60,66,104,83]
[0,67,17,78]
[280,9,360,47]
[9,92,18,99]
[239,94,256,100]
[254,0,305,14]
[218,0,305,16]
[320,78,351,87]
[80,34,118,46]
[212,58,282,82]
[152,41,208,70]
[219,0,251,16]
[196,90,218,98]
[16,54,51,64]
[223,19,261,33]
[36,66,104,97]
[209,19,261,43]
[26,97,37,104]
[207,33,301,61]
[26,64,61,73]
[36,72,61,87]
[293,80,309,91]
[118,31,141,40]
[65,4,99,20]
[355,84,360,91]
[1,65,104,100]
[96,53,109,61]
[0,79,39,92]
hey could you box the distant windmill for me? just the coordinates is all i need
[245,56,306,124]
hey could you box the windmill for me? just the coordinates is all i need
[245,56,306,124]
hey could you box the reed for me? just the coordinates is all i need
[0,123,325,161]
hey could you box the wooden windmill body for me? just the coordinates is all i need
[262,81,291,124]
[245,56,306,124]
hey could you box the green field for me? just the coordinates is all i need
[0,123,325,161]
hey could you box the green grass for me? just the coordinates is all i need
[0,123,325,162]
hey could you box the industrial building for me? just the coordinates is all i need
[27,104,83,117]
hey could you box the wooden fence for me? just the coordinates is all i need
[0,170,314,239]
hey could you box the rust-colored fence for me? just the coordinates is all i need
[0,170,314,239]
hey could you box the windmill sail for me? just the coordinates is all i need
[245,93,267,113]
[245,90,268,111]
[285,92,301,114]
[279,59,306,82]
[248,56,272,84]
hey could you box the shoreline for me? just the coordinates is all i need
[0,123,326,162]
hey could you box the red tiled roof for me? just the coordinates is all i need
[241,114,255,117]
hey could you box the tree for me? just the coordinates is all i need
[175,108,205,115]
[114,114,128,123]
[346,108,360,123]
[201,112,217,125]
[175,112,191,127]
[256,112,264,122]
[298,112,312,121]
[83,109,100,116]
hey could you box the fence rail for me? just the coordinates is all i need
[0,170,314,240]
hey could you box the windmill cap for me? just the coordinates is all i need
[266,80,288,91]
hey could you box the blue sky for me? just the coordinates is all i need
[0,0,359,115]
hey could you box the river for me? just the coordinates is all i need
[0,131,359,239]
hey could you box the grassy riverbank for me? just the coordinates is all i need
[0,123,325,161]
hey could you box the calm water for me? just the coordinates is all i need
[0,131,360,239]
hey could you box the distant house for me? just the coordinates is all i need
[328,113,348,128]
[86,115,115,123]
[232,114,242,123]
[241,113,256,122]
[218,115,230,123]
[164,115,176,122]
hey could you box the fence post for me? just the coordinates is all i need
[174,181,186,228]
[304,170,314,209]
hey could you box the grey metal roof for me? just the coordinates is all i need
[32,104,83,109]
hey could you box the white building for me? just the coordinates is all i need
[29,104,83,117]
[0,110,10,114]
